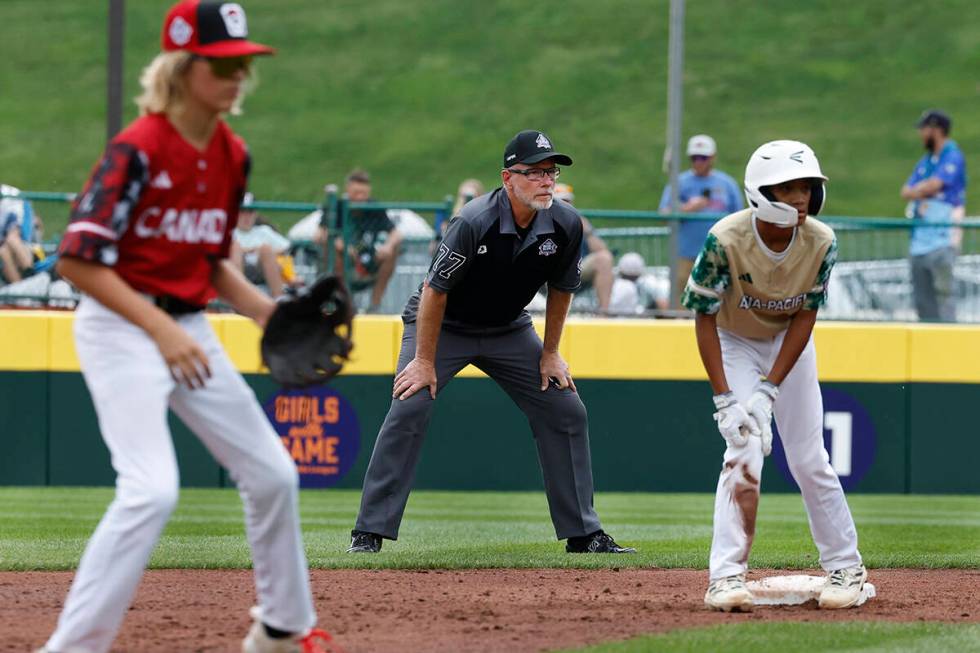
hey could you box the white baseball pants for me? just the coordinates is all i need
[708,328,862,581]
[46,297,316,653]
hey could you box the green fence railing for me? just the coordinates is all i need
[3,190,980,322]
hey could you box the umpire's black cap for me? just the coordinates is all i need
[503,130,573,168]
[916,109,952,134]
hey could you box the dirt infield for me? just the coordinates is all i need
[4,568,977,652]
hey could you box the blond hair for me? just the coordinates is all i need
[135,51,254,116]
[453,178,485,215]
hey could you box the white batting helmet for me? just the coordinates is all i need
[744,140,827,227]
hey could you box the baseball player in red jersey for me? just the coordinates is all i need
[38,3,337,653]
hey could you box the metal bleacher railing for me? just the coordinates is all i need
[2,189,979,323]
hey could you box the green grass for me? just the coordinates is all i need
[0,489,976,571]
[3,1,979,237]
[562,622,980,653]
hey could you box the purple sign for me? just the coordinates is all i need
[263,386,361,489]
[771,387,877,491]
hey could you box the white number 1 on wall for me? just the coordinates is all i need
[824,411,853,476]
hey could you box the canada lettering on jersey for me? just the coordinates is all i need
[738,291,807,312]
[134,206,227,244]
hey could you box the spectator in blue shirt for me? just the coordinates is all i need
[658,135,742,307]
[901,110,967,322]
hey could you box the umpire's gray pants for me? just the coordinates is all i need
[911,246,956,322]
[354,322,602,541]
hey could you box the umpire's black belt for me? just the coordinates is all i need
[152,294,206,315]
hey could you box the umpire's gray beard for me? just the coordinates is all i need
[514,184,554,212]
[531,196,554,211]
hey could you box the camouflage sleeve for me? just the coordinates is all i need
[803,237,838,310]
[681,232,730,314]
[58,142,148,264]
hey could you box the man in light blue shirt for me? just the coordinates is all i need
[900,110,966,322]
[659,135,742,307]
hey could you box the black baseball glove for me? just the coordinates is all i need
[260,275,355,387]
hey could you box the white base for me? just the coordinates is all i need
[746,574,876,606]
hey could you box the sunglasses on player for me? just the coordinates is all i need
[193,55,253,79]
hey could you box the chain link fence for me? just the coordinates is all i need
[2,190,979,323]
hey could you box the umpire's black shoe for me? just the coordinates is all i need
[347,530,383,553]
[565,530,636,554]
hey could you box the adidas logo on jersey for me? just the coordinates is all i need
[150,170,173,189]
[738,272,753,284]
[477,245,488,254]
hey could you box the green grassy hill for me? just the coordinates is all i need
[2,0,977,234]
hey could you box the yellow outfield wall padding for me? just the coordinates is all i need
[1,310,978,383]
[48,312,80,371]
[812,322,910,382]
[212,315,261,372]
[564,319,704,380]
[0,311,50,370]
[214,314,401,376]
[907,324,980,383]
[345,316,401,375]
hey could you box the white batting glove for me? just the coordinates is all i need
[746,380,779,456]
[712,392,760,449]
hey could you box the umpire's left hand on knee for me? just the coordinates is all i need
[540,350,576,392]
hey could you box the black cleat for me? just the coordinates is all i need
[565,530,636,553]
[347,530,383,553]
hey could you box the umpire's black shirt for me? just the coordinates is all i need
[403,188,583,332]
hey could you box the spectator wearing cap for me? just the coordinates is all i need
[658,134,742,307]
[230,193,291,297]
[608,252,644,315]
[554,183,615,313]
[901,109,966,322]
[608,252,669,315]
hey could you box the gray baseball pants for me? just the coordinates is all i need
[354,321,602,540]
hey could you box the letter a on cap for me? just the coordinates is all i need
[535,133,552,149]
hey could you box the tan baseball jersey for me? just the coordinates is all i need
[681,209,838,339]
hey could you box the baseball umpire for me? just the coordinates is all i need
[348,130,634,555]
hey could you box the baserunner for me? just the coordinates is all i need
[683,140,867,612]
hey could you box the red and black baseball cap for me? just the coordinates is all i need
[162,1,274,57]
[503,130,573,168]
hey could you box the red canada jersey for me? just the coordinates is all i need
[59,113,250,306]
